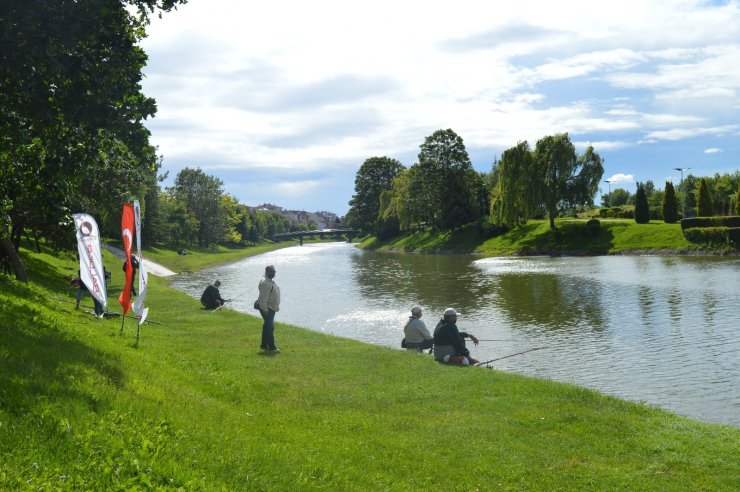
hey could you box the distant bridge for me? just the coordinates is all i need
[272,229,363,245]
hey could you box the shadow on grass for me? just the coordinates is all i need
[0,289,125,417]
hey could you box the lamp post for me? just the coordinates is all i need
[603,180,611,206]
[673,167,690,217]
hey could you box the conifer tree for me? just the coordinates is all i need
[696,178,713,217]
[634,183,650,223]
[662,181,679,223]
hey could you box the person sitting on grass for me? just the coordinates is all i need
[403,306,433,352]
[200,280,226,310]
[433,308,479,365]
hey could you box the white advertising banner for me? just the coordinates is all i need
[73,213,107,309]
[132,200,149,325]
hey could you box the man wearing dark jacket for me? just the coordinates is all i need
[200,280,226,309]
[433,308,479,365]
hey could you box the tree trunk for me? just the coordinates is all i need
[1,237,28,282]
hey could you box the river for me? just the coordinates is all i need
[170,242,740,427]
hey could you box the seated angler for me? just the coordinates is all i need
[403,306,433,352]
[200,280,226,309]
[433,308,479,365]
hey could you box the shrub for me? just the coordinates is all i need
[585,219,601,237]
[680,216,740,230]
[683,227,728,244]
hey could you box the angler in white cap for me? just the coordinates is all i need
[432,308,479,365]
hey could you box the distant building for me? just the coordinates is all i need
[248,204,342,230]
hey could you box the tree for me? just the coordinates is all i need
[0,0,185,279]
[696,178,713,217]
[735,183,740,215]
[171,168,225,247]
[533,134,603,228]
[662,181,679,223]
[492,141,536,228]
[634,183,650,224]
[416,129,480,229]
[608,188,631,207]
[346,157,404,232]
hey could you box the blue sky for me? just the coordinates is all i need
[140,0,740,215]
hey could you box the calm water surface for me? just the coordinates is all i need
[171,242,740,426]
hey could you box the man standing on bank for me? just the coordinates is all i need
[433,308,479,365]
[257,265,281,352]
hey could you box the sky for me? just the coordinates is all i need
[139,0,740,216]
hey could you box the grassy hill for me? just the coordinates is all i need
[1,244,738,490]
[360,219,738,256]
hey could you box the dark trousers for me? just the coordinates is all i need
[260,308,276,349]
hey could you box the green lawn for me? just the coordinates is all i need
[1,244,738,490]
[361,219,735,256]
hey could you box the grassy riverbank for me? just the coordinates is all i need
[360,219,738,256]
[2,245,738,490]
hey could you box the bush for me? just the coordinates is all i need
[680,216,740,230]
[683,227,728,244]
[479,221,509,238]
[585,219,601,237]
[727,227,740,247]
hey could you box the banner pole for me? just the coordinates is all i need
[120,313,126,335]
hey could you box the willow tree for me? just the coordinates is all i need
[492,141,536,228]
[533,134,604,228]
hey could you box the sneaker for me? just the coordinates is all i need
[268,347,280,353]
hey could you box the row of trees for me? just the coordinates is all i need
[603,172,740,219]
[345,129,489,237]
[346,130,604,235]
[153,167,293,248]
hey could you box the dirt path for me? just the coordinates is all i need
[104,245,177,278]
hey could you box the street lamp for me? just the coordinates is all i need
[673,167,690,217]
[603,180,611,206]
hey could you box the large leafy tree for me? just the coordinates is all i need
[533,134,603,228]
[662,181,679,223]
[0,0,185,278]
[416,128,480,229]
[171,167,225,248]
[346,156,404,232]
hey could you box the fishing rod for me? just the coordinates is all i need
[474,347,543,367]
[212,290,250,312]
[474,339,522,342]
[52,297,164,325]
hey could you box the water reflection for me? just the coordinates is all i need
[170,244,740,427]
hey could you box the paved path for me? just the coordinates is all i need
[104,245,177,278]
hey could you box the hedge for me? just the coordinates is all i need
[680,216,740,230]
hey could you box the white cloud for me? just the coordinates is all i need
[704,147,724,154]
[139,0,740,212]
[605,174,635,184]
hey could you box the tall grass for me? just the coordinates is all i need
[1,245,738,490]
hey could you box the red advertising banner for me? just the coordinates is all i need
[118,203,135,315]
